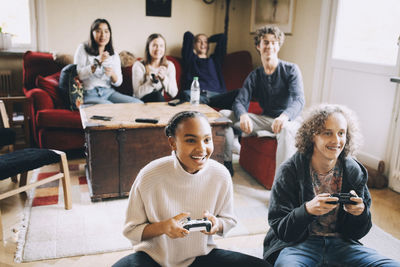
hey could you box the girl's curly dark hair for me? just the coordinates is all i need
[295,104,363,158]
[165,111,208,137]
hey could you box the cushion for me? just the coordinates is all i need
[36,109,82,129]
[36,73,65,108]
[59,64,84,110]
[0,148,60,180]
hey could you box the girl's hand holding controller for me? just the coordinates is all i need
[162,212,190,239]
[201,210,221,235]
[100,51,110,63]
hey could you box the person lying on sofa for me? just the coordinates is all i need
[264,104,400,266]
[180,31,238,109]
[113,111,270,267]
[220,25,305,176]
[74,18,142,104]
[132,33,178,102]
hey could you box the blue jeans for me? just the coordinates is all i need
[84,87,142,104]
[112,249,271,267]
[275,235,400,267]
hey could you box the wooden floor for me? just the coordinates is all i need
[0,158,399,266]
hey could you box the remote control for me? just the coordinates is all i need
[326,193,357,205]
[135,118,159,124]
[168,99,183,106]
[181,217,212,232]
[90,115,112,121]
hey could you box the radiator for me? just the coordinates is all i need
[0,70,12,97]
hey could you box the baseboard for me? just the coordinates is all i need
[356,151,381,170]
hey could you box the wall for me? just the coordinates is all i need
[44,0,225,57]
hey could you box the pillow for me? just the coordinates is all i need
[35,72,65,108]
[59,64,84,111]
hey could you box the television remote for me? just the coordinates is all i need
[135,118,159,124]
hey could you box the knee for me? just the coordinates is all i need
[219,109,232,117]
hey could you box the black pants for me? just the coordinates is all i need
[112,249,271,267]
[141,90,165,103]
[181,89,239,110]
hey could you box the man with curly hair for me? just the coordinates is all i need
[221,25,304,176]
[263,104,400,266]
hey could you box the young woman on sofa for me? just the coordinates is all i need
[131,33,178,102]
[74,18,142,104]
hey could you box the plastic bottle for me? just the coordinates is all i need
[190,77,200,105]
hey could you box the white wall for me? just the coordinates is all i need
[43,0,322,105]
[44,0,225,57]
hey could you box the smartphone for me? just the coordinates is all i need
[168,99,183,106]
[90,115,112,121]
[135,118,159,124]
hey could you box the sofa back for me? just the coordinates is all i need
[23,51,62,92]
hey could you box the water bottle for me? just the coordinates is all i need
[190,77,200,105]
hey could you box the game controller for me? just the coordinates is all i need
[181,217,212,232]
[326,193,357,205]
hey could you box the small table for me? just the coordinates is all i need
[80,102,228,201]
[0,96,31,148]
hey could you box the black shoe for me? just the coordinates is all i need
[224,161,234,177]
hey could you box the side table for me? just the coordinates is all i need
[0,96,31,148]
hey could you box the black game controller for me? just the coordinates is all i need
[326,193,357,205]
[181,217,212,232]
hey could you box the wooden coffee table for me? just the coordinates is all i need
[80,102,228,201]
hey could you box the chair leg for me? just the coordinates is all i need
[11,175,18,183]
[0,208,3,244]
[19,172,28,187]
[59,152,72,210]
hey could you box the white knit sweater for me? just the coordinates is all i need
[123,152,236,267]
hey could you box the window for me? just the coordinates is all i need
[0,0,36,50]
[332,0,400,66]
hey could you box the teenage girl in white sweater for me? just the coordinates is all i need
[132,33,178,102]
[113,111,270,267]
[74,18,142,104]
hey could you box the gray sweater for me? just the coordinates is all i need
[233,60,304,120]
[123,152,236,267]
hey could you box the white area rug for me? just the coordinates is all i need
[15,161,270,262]
[15,159,400,263]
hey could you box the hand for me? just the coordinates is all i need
[161,212,190,239]
[271,113,288,134]
[103,67,114,77]
[157,66,167,81]
[305,193,338,216]
[240,113,253,134]
[344,190,365,216]
[100,51,109,64]
[201,210,220,235]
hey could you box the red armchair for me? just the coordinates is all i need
[23,51,84,150]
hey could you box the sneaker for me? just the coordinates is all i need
[224,161,234,177]
[232,136,241,155]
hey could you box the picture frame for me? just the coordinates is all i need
[250,0,295,34]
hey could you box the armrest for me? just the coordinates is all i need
[25,88,55,111]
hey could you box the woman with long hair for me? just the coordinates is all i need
[74,18,142,104]
[132,33,178,102]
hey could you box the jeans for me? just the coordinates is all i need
[112,248,271,267]
[275,235,400,267]
[84,87,142,104]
